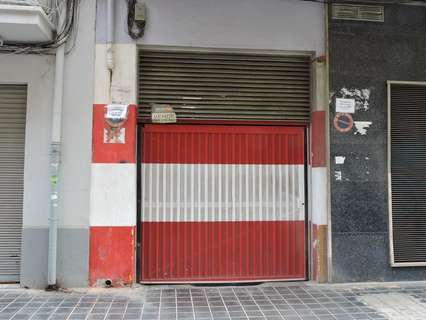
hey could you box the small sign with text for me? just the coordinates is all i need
[151,104,177,123]
[335,98,355,114]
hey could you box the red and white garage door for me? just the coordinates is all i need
[140,124,306,282]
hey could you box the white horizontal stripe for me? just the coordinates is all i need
[90,163,136,226]
[141,164,305,222]
[311,167,328,225]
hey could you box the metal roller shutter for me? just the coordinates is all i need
[0,84,26,281]
[389,82,426,266]
[138,49,311,122]
[140,125,306,282]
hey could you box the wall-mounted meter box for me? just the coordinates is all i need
[135,1,146,23]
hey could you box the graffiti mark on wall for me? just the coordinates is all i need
[334,171,342,181]
[354,121,372,135]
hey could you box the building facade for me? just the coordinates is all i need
[329,3,426,282]
[0,0,425,288]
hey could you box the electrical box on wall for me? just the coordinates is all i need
[127,0,146,39]
[134,1,146,23]
[0,4,54,43]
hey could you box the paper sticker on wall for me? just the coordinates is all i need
[354,121,372,135]
[336,98,355,113]
[104,127,126,144]
[104,104,129,144]
[331,87,371,112]
[335,156,346,164]
[334,171,342,181]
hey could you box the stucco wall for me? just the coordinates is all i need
[56,0,95,287]
[0,0,95,288]
[0,54,54,288]
[96,0,325,54]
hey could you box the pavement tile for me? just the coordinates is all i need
[31,316,52,320]
[0,283,424,319]
[87,315,106,320]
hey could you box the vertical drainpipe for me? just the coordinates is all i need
[47,5,66,290]
[106,0,115,99]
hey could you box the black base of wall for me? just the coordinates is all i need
[332,232,426,282]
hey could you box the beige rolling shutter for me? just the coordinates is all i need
[0,85,26,281]
[138,49,311,122]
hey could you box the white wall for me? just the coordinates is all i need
[0,0,94,229]
[0,0,95,287]
[58,0,95,228]
[96,0,325,55]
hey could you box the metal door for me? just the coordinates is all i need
[0,85,26,282]
[140,124,306,282]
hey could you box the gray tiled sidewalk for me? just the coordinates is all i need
[1,283,426,320]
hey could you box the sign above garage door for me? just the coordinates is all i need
[138,49,311,122]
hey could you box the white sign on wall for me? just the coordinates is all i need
[105,104,129,122]
[151,104,177,123]
[336,98,355,114]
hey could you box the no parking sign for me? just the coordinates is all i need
[333,112,353,133]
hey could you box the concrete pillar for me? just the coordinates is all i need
[89,43,138,286]
[310,59,329,283]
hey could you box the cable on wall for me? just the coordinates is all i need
[127,0,146,40]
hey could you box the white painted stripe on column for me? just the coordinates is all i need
[90,163,136,226]
[147,161,152,222]
[285,165,290,221]
[312,167,327,225]
[141,164,305,222]
[251,165,255,221]
[279,164,283,221]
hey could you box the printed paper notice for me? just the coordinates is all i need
[106,104,128,121]
[336,98,355,114]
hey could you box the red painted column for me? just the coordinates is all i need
[310,110,328,282]
[88,104,137,286]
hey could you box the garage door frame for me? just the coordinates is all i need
[136,46,313,283]
[387,80,426,267]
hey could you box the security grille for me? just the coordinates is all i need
[138,49,311,122]
[0,84,26,281]
[389,82,426,266]
[332,4,384,22]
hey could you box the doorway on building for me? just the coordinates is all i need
[0,84,27,282]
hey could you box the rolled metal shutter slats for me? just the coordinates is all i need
[391,84,426,264]
[138,50,311,122]
[0,85,26,281]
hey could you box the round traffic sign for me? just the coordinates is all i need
[333,113,353,133]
